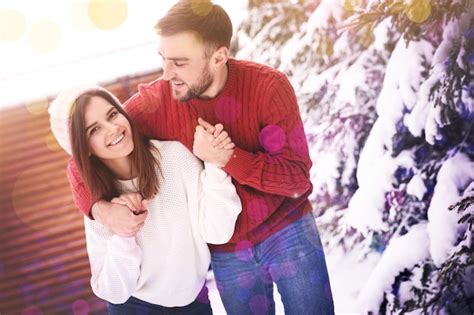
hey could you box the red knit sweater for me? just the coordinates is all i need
[67,58,313,252]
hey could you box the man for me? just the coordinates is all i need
[66,1,334,313]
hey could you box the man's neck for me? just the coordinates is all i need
[201,63,229,99]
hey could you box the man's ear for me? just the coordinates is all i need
[213,46,229,66]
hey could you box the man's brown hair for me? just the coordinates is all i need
[155,0,233,52]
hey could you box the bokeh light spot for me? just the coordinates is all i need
[46,131,62,152]
[0,9,26,42]
[28,21,61,54]
[25,99,49,116]
[238,271,256,289]
[249,295,270,315]
[235,240,253,261]
[88,0,128,31]
[72,299,90,315]
[191,0,212,17]
[259,125,285,153]
[404,0,431,24]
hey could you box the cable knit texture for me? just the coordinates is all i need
[68,58,313,252]
[85,140,241,306]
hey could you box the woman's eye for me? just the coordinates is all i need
[90,126,99,135]
[110,111,118,118]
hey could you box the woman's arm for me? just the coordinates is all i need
[84,218,142,304]
[180,142,242,244]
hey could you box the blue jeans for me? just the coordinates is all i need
[107,285,212,315]
[211,213,334,315]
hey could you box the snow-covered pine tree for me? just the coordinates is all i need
[342,0,474,313]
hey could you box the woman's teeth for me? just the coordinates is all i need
[110,133,124,146]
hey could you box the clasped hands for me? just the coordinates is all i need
[98,118,235,236]
[192,117,235,168]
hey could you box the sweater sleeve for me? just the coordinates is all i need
[66,158,93,216]
[84,218,142,304]
[180,144,242,244]
[223,73,313,198]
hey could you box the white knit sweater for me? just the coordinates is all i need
[84,140,241,306]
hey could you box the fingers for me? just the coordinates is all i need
[141,199,149,210]
[213,135,232,149]
[212,131,228,146]
[213,123,223,138]
[113,193,143,212]
[198,117,215,133]
[123,211,148,236]
[224,142,235,150]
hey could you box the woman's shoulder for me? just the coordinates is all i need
[149,140,193,160]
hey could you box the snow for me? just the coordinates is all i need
[325,243,381,314]
[427,153,474,266]
[406,173,427,200]
[405,5,474,143]
[357,223,430,313]
[376,38,434,140]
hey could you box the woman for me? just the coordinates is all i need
[48,85,241,314]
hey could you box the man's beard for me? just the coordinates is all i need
[174,65,214,102]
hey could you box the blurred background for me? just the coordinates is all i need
[0,0,473,314]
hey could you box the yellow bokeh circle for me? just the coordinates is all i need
[25,99,49,116]
[404,0,432,24]
[0,9,26,42]
[191,0,212,17]
[28,21,61,53]
[88,0,128,31]
[46,131,62,152]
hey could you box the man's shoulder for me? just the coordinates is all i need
[123,77,169,112]
[136,77,169,99]
[231,58,286,80]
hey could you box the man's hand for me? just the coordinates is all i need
[193,118,235,167]
[91,199,148,237]
[111,192,149,215]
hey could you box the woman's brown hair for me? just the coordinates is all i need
[69,89,161,202]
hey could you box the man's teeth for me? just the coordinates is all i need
[110,133,124,145]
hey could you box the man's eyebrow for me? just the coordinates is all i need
[158,52,189,61]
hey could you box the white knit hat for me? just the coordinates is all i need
[48,84,121,155]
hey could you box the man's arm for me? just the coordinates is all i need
[67,159,148,236]
[199,74,312,198]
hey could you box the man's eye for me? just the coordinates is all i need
[174,62,185,67]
